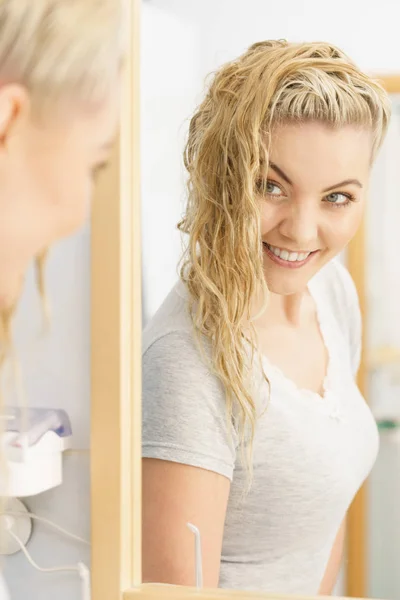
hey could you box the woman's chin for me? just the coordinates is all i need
[265,280,309,296]
[263,266,312,296]
[262,250,332,295]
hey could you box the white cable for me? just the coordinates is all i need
[7,528,79,574]
[4,511,90,546]
[7,529,91,600]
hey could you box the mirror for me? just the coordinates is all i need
[138,3,400,600]
[90,3,400,600]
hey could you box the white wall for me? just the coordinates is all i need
[3,227,91,599]
[141,3,202,322]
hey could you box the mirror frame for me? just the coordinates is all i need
[91,0,141,597]
[90,6,400,594]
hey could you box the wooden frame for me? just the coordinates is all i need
[347,214,367,598]
[91,0,141,597]
[374,75,400,94]
[90,7,397,598]
[346,75,400,597]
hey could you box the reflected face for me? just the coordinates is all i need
[258,122,373,295]
[0,89,119,308]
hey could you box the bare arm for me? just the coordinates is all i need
[318,517,347,595]
[142,458,231,588]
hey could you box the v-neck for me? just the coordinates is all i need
[258,274,333,402]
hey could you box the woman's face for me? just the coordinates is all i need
[259,122,373,295]
[0,86,119,308]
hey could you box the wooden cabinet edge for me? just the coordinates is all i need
[91,0,141,597]
[122,585,369,600]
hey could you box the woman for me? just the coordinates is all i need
[0,0,124,596]
[142,40,391,595]
[0,0,123,313]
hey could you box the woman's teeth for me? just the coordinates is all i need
[265,243,311,262]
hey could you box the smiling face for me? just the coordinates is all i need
[257,121,373,295]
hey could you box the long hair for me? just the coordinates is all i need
[179,40,391,470]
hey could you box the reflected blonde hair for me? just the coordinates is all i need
[179,40,391,469]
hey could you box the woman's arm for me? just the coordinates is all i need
[318,517,347,595]
[142,458,231,587]
[142,332,236,586]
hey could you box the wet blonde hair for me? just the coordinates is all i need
[0,0,125,347]
[179,40,391,469]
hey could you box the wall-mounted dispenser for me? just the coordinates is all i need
[0,407,72,497]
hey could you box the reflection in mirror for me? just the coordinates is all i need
[141,5,398,600]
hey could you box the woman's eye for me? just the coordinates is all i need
[325,192,352,207]
[256,178,284,197]
[264,181,283,196]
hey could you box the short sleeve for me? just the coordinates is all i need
[142,331,237,481]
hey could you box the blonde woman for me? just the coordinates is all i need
[142,41,391,595]
[0,0,123,313]
[0,0,124,596]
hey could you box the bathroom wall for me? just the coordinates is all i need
[3,226,91,599]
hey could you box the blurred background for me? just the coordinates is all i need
[141,1,400,598]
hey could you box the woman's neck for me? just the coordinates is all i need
[250,286,312,329]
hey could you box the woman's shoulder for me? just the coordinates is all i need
[142,284,236,479]
[142,282,226,406]
[143,280,194,355]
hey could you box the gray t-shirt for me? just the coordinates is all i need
[142,260,378,595]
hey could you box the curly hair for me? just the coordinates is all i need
[179,40,391,470]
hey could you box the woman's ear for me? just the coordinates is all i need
[0,84,30,147]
